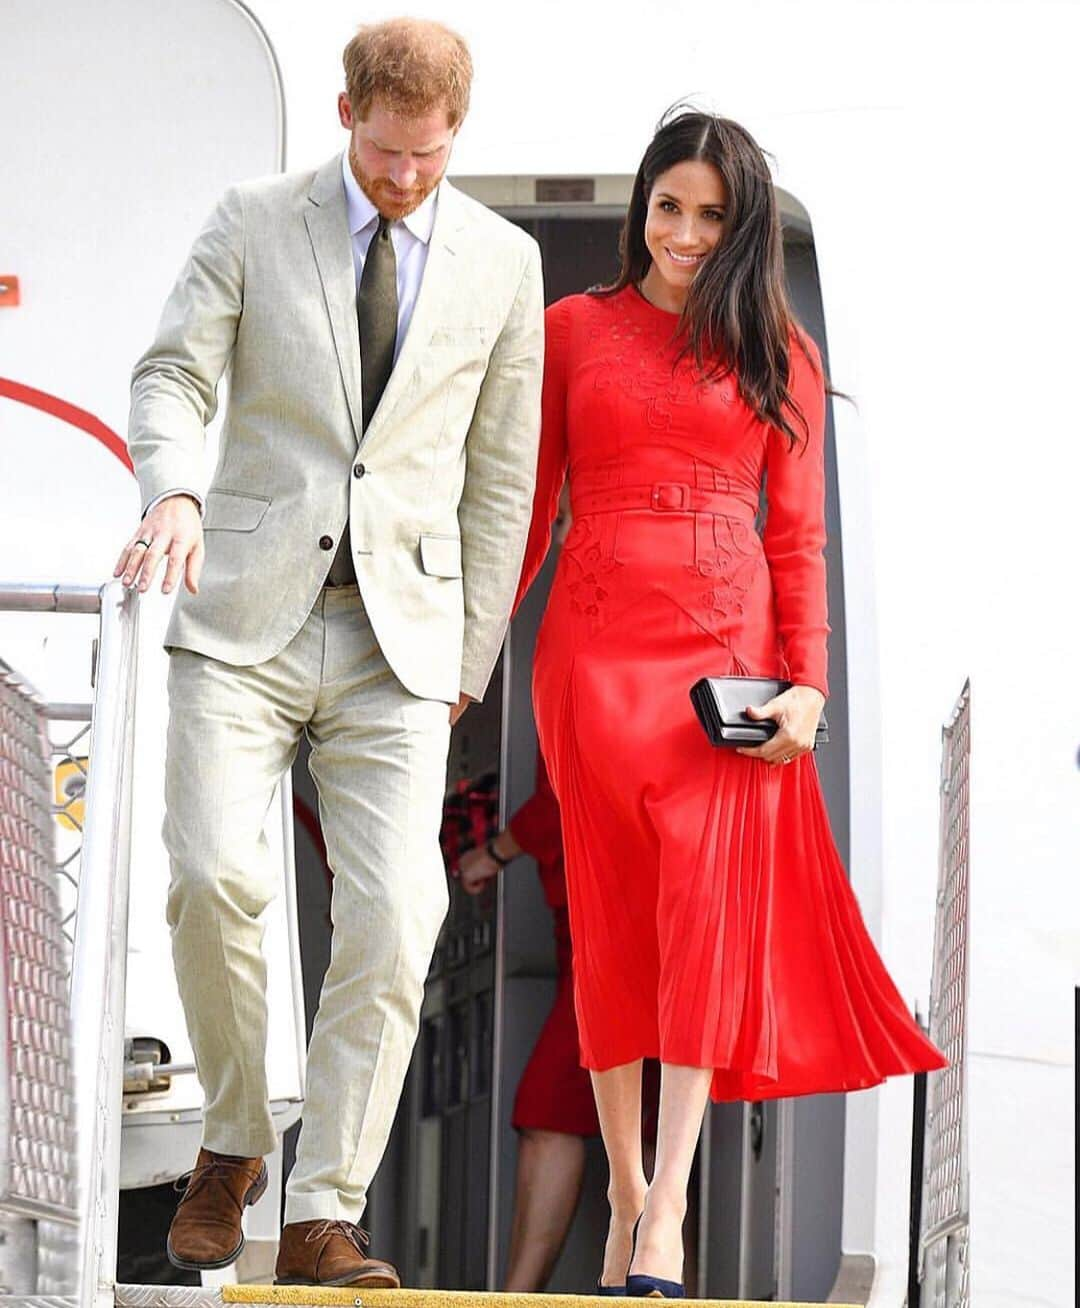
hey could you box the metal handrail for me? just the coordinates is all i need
[0,584,104,615]
[0,581,139,1308]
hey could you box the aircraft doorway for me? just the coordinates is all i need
[290,177,852,1302]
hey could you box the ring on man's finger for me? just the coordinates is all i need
[133,539,152,550]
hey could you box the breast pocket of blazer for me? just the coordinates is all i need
[428,326,489,350]
[203,490,271,532]
[418,534,463,578]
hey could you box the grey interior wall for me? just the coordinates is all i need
[700,1101,778,1299]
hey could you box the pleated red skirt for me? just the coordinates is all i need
[533,587,946,1102]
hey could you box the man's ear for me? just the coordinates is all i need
[338,93,354,130]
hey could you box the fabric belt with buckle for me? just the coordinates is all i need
[571,482,757,521]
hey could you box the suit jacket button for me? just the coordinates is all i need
[353,463,366,478]
[319,535,333,550]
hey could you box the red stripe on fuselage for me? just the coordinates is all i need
[0,377,133,473]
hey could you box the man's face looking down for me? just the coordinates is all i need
[339,92,457,221]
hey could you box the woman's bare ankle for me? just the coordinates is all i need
[641,1181,688,1224]
[607,1185,647,1225]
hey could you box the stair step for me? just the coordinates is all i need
[90,1286,855,1308]
[222,1288,853,1308]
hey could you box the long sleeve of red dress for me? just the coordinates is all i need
[763,336,831,698]
[513,299,570,616]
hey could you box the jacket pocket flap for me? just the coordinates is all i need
[203,490,271,532]
[419,534,463,578]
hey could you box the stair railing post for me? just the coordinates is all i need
[71,581,139,1308]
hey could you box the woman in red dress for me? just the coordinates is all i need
[513,109,946,1297]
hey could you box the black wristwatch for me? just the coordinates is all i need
[486,838,513,867]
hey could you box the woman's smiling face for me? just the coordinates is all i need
[641,159,728,307]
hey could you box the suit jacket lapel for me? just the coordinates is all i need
[304,156,363,445]
[359,180,469,449]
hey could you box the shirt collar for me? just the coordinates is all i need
[340,151,439,245]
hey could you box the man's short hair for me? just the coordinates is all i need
[343,18,473,128]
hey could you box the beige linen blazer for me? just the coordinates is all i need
[128,155,544,703]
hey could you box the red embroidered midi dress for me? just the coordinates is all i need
[513,286,945,1100]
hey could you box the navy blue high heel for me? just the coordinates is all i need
[595,1210,644,1297]
[626,1212,685,1297]
[625,1272,686,1298]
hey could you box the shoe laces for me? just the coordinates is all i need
[174,1155,257,1212]
[306,1219,371,1256]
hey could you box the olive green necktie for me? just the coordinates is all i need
[356,215,399,431]
[328,215,399,586]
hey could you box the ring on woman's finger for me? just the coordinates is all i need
[133,538,152,550]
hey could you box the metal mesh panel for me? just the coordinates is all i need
[0,663,78,1219]
[919,680,971,1308]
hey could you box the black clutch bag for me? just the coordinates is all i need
[690,676,829,747]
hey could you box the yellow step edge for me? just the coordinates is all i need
[222,1288,856,1308]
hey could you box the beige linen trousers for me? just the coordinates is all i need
[128,156,544,1223]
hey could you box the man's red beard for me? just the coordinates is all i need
[349,143,442,221]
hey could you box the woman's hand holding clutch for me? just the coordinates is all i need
[737,684,827,766]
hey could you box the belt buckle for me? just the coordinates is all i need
[650,482,690,511]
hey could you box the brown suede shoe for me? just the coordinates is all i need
[274,1219,401,1288]
[166,1147,268,1271]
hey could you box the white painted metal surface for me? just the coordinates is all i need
[0,0,301,1201]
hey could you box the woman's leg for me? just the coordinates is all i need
[629,1063,713,1283]
[591,1060,649,1287]
[503,1129,587,1292]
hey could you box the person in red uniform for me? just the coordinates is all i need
[512,107,947,1297]
[459,753,601,1292]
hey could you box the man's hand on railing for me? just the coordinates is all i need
[114,494,204,596]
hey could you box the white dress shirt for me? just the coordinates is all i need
[144,154,439,518]
[341,150,438,365]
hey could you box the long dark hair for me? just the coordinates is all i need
[594,105,826,451]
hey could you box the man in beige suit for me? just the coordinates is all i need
[115,19,543,1288]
